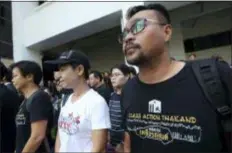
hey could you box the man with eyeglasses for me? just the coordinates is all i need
[120,4,232,153]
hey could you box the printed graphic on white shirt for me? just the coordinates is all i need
[57,89,111,152]
[58,112,80,135]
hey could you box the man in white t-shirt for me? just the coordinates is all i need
[45,49,111,152]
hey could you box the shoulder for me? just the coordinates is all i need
[191,58,231,74]
[87,89,107,105]
[33,90,50,100]
[0,84,19,100]
[215,60,232,86]
[89,90,109,111]
[110,92,117,97]
[28,90,52,107]
[123,77,138,93]
[0,84,7,95]
[215,60,232,73]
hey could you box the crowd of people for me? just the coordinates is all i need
[0,3,231,153]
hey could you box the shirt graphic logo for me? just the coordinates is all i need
[16,114,26,126]
[58,112,80,135]
[148,99,161,113]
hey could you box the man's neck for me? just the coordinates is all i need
[138,51,185,84]
[95,82,102,89]
[72,80,90,101]
[21,84,39,99]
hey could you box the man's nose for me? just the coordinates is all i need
[124,32,135,44]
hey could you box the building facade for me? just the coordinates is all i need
[8,1,232,74]
[0,1,13,67]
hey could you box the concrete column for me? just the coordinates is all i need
[169,23,186,60]
[11,2,42,66]
[121,2,144,73]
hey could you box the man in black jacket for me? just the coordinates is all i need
[0,61,20,152]
[89,70,111,103]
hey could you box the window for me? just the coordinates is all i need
[0,1,12,59]
[184,30,232,53]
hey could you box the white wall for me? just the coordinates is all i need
[24,2,141,49]
[12,2,42,66]
[169,24,186,60]
[1,58,13,67]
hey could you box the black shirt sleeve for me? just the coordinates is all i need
[0,85,6,107]
[28,91,53,123]
[120,86,128,132]
[216,61,232,107]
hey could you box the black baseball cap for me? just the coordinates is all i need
[45,49,91,71]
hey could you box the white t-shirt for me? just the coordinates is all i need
[58,89,111,152]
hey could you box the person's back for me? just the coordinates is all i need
[0,84,20,152]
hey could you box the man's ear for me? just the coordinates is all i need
[164,24,172,42]
[26,74,34,82]
[76,65,85,77]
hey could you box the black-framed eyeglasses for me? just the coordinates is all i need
[118,18,166,44]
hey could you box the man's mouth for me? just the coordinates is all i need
[126,48,137,56]
[125,44,139,56]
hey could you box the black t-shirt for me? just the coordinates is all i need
[121,61,232,152]
[95,84,111,103]
[0,84,20,152]
[15,90,53,153]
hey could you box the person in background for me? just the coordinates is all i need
[45,49,111,152]
[103,72,114,93]
[12,61,53,153]
[212,54,223,61]
[1,64,24,102]
[108,64,130,152]
[89,70,112,103]
[0,61,20,153]
[188,53,196,60]
[3,66,18,93]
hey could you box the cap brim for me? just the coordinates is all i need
[44,59,72,71]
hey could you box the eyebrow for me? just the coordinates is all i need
[123,18,144,32]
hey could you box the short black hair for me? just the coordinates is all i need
[90,70,103,81]
[111,64,131,76]
[126,4,171,24]
[69,62,89,80]
[0,61,8,81]
[11,60,43,85]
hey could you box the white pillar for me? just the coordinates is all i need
[11,2,42,66]
[169,23,186,60]
[121,2,144,73]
